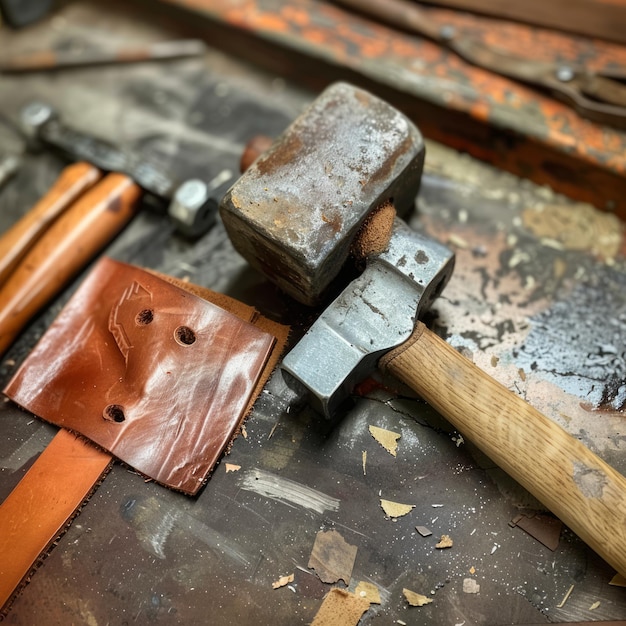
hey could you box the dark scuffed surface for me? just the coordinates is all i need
[519,268,626,411]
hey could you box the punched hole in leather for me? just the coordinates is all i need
[4,257,279,495]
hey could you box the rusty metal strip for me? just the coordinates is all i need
[155,0,626,218]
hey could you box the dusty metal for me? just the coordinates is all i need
[281,217,454,416]
[220,82,425,306]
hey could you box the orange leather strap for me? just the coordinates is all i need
[0,429,112,608]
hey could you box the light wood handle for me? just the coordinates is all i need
[0,173,142,357]
[380,321,626,577]
[0,162,102,286]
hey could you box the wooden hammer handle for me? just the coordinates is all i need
[381,321,626,577]
[0,162,102,286]
[0,173,142,357]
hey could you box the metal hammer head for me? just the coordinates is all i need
[219,82,425,306]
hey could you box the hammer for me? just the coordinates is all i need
[220,82,626,577]
[0,102,232,356]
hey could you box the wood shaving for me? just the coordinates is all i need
[355,581,381,604]
[403,588,432,607]
[380,499,415,518]
[272,573,294,589]
[556,584,574,608]
[362,451,367,475]
[368,425,401,456]
[435,535,453,549]
[589,601,600,610]
[224,463,241,473]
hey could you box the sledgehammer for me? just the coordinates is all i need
[220,82,626,577]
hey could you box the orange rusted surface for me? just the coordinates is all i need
[163,0,626,216]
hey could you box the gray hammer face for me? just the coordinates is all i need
[219,82,425,306]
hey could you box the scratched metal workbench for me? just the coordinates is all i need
[0,2,625,624]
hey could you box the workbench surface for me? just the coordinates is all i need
[0,2,625,624]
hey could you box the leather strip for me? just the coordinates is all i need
[1,258,290,613]
[0,429,112,611]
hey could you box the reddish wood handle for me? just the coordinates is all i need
[0,162,102,286]
[0,173,142,356]
[381,321,626,577]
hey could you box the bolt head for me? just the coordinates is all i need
[556,66,575,82]
[20,102,56,132]
[168,179,215,237]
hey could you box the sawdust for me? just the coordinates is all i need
[521,203,622,262]
[380,499,415,518]
[311,589,370,626]
[402,588,432,607]
[369,425,401,456]
[350,201,395,260]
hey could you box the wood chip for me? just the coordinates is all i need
[402,588,432,607]
[308,530,358,585]
[368,425,401,456]
[311,588,370,626]
[556,583,574,608]
[589,601,600,610]
[435,535,453,549]
[354,581,381,604]
[362,450,367,475]
[415,526,432,537]
[225,463,241,473]
[380,499,415,519]
[463,578,480,594]
[272,573,294,589]
[610,573,626,587]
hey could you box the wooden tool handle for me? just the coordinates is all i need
[381,321,626,577]
[0,173,142,356]
[0,162,102,286]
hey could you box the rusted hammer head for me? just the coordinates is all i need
[220,82,425,306]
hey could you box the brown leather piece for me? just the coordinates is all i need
[4,257,279,495]
[0,429,112,612]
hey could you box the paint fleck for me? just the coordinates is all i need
[416,526,432,537]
